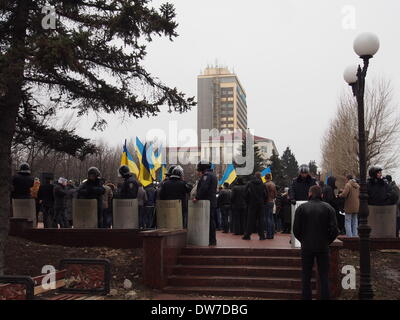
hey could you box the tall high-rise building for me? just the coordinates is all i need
[197,66,247,143]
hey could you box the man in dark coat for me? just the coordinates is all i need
[322,176,344,234]
[293,185,339,300]
[242,172,267,241]
[159,165,192,228]
[367,166,399,206]
[276,187,291,233]
[53,177,69,228]
[144,183,157,229]
[289,164,317,202]
[231,178,247,235]
[37,176,55,228]
[116,165,139,199]
[217,182,232,233]
[193,161,218,246]
[11,163,34,199]
[77,167,106,228]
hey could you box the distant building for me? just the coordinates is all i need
[197,66,247,144]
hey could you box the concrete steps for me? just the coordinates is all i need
[164,247,316,299]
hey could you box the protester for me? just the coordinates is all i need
[216,186,223,231]
[367,166,399,206]
[242,172,267,241]
[293,185,339,300]
[137,183,148,229]
[217,182,232,233]
[77,167,105,228]
[159,165,192,228]
[231,178,247,235]
[144,182,157,229]
[31,177,41,226]
[322,176,344,234]
[276,187,292,234]
[11,163,34,199]
[338,175,360,237]
[37,176,55,228]
[65,180,77,227]
[193,161,218,246]
[264,174,276,239]
[53,177,69,228]
[102,180,113,228]
[289,164,317,202]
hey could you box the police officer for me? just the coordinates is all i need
[116,165,139,199]
[77,167,105,228]
[367,166,399,206]
[289,164,317,203]
[11,163,34,199]
[193,161,218,246]
[159,165,192,228]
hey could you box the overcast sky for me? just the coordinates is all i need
[74,0,400,179]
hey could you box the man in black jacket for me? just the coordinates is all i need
[11,163,34,199]
[289,164,317,202]
[293,185,339,300]
[242,172,267,241]
[367,166,399,206]
[193,161,218,246]
[53,177,69,228]
[77,167,105,228]
[231,178,247,235]
[37,176,55,228]
[217,182,232,233]
[159,166,192,228]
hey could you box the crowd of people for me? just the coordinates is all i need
[9,160,400,301]
[10,161,400,242]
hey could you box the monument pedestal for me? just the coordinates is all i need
[12,199,36,227]
[113,199,138,229]
[368,205,397,238]
[73,199,98,228]
[156,200,183,230]
[187,200,210,246]
[291,201,307,248]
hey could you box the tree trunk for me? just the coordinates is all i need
[0,0,29,275]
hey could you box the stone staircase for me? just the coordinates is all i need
[163,247,316,299]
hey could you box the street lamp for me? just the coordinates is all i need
[343,32,380,300]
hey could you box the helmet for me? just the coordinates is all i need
[197,161,212,172]
[18,163,31,174]
[368,165,382,178]
[166,165,176,177]
[299,164,310,174]
[171,165,184,178]
[118,165,130,177]
[87,167,101,178]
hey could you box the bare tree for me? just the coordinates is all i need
[321,78,400,187]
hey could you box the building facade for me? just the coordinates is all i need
[197,66,248,144]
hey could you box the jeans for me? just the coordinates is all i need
[301,250,330,300]
[345,213,358,237]
[264,202,275,238]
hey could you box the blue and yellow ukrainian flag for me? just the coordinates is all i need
[218,164,237,186]
[120,140,139,177]
[159,163,167,182]
[135,137,145,163]
[138,143,153,187]
[151,145,163,179]
[261,167,272,183]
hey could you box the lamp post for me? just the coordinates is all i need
[343,32,380,300]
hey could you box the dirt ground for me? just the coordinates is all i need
[4,236,400,300]
[338,249,400,300]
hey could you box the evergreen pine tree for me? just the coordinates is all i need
[268,149,285,188]
[0,0,195,275]
[281,146,299,187]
